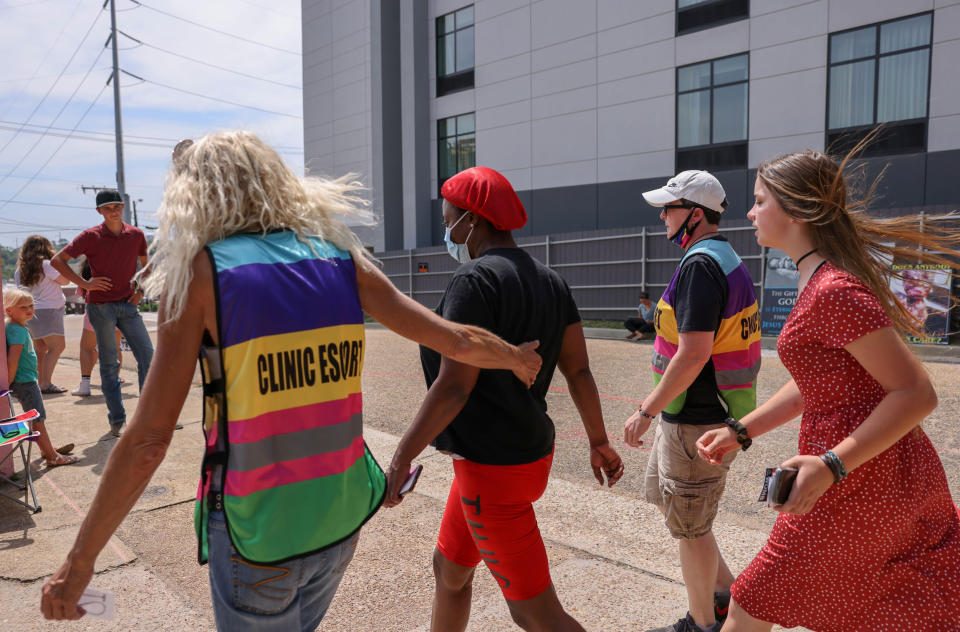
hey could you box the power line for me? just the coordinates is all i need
[129,0,300,56]
[0,82,109,217]
[0,119,303,152]
[0,0,57,9]
[0,199,88,209]
[0,122,168,149]
[0,5,104,158]
[0,68,111,85]
[118,30,300,90]
[0,228,85,235]
[129,72,302,120]
[0,45,109,189]
[0,174,163,188]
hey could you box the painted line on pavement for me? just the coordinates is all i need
[41,475,129,564]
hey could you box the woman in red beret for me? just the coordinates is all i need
[384,166,624,631]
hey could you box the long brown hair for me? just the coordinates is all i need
[17,235,55,288]
[757,136,960,336]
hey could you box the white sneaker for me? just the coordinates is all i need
[72,383,91,397]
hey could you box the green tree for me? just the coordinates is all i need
[1,245,19,283]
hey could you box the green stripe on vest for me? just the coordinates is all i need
[225,448,385,563]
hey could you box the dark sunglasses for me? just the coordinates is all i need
[661,203,696,211]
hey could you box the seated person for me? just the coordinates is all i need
[624,291,656,339]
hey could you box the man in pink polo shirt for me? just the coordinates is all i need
[52,190,154,437]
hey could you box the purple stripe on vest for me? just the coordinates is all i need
[218,256,362,348]
[721,264,759,318]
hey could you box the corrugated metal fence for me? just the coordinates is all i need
[376,219,764,321]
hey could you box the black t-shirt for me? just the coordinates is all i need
[420,248,581,464]
[661,246,730,425]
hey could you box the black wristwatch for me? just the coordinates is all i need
[724,418,752,451]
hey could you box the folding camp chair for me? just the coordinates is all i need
[0,390,42,513]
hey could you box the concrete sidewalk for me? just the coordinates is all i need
[2,320,958,631]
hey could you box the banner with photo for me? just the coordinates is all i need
[760,249,799,337]
[891,264,952,345]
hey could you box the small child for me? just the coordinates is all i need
[4,288,77,467]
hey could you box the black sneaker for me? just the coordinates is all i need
[714,591,731,624]
[646,612,721,632]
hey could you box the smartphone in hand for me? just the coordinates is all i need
[759,467,798,507]
[399,464,423,497]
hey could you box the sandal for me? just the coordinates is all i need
[45,454,78,468]
[41,384,68,394]
[56,443,75,455]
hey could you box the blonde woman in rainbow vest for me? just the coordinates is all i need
[40,131,542,630]
[623,171,761,632]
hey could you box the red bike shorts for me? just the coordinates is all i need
[436,451,554,601]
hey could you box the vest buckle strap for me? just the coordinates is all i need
[202,377,226,396]
[208,491,224,511]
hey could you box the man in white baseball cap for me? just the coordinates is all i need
[642,170,728,248]
[624,170,761,632]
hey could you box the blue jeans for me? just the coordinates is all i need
[85,301,154,428]
[207,511,359,631]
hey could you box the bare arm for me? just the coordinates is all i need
[383,356,479,507]
[556,322,623,486]
[697,379,803,464]
[48,266,71,287]
[41,255,212,620]
[51,251,111,293]
[7,344,21,382]
[624,330,713,446]
[354,255,540,385]
[828,327,935,471]
[778,327,935,515]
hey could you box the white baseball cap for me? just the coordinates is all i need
[642,170,727,214]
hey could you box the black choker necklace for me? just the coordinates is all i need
[795,248,818,267]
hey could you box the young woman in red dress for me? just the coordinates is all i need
[696,143,960,632]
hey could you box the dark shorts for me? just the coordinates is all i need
[10,381,46,423]
[437,451,554,601]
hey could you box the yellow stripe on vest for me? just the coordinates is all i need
[222,323,365,422]
[653,298,679,343]
[713,303,761,354]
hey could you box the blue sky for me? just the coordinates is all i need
[0,0,303,248]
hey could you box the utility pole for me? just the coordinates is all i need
[107,0,130,223]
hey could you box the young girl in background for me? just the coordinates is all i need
[4,288,77,467]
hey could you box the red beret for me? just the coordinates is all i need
[440,167,527,231]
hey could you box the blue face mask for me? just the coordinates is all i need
[444,213,474,264]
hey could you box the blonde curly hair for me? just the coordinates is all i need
[141,131,374,321]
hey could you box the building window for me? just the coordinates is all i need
[676,0,749,36]
[827,12,932,156]
[676,53,748,172]
[436,5,474,97]
[438,113,475,194]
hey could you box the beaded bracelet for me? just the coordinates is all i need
[637,408,655,420]
[820,450,847,484]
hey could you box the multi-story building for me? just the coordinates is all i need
[302,0,960,253]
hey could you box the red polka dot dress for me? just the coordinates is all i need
[731,263,960,631]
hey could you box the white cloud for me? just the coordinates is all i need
[0,0,304,247]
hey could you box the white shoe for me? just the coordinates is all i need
[72,383,91,397]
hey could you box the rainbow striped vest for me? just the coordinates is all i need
[194,231,385,564]
[652,238,761,421]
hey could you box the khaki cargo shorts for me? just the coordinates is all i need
[644,418,738,540]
